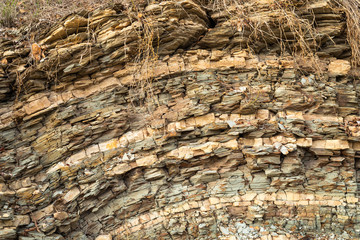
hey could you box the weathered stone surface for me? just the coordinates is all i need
[328,60,351,76]
[0,228,16,239]
[0,0,359,239]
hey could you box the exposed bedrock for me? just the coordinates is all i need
[0,0,360,239]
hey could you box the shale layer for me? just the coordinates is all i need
[0,0,360,239]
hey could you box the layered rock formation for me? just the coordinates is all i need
[0,0,360,239]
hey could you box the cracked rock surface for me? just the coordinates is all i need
[0,0,360,239]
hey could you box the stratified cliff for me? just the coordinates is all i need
[0,0,360,239]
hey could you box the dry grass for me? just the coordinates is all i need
[0,0,123,28]
[131,7,159,75]
[124,0,161,109]
[0,0,18,27]
[201,0,325,75]
[337,0,360,67]
[204,0,360,69]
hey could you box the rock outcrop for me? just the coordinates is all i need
[0,0,360,239]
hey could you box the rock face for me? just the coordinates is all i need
[0,0,360,239]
